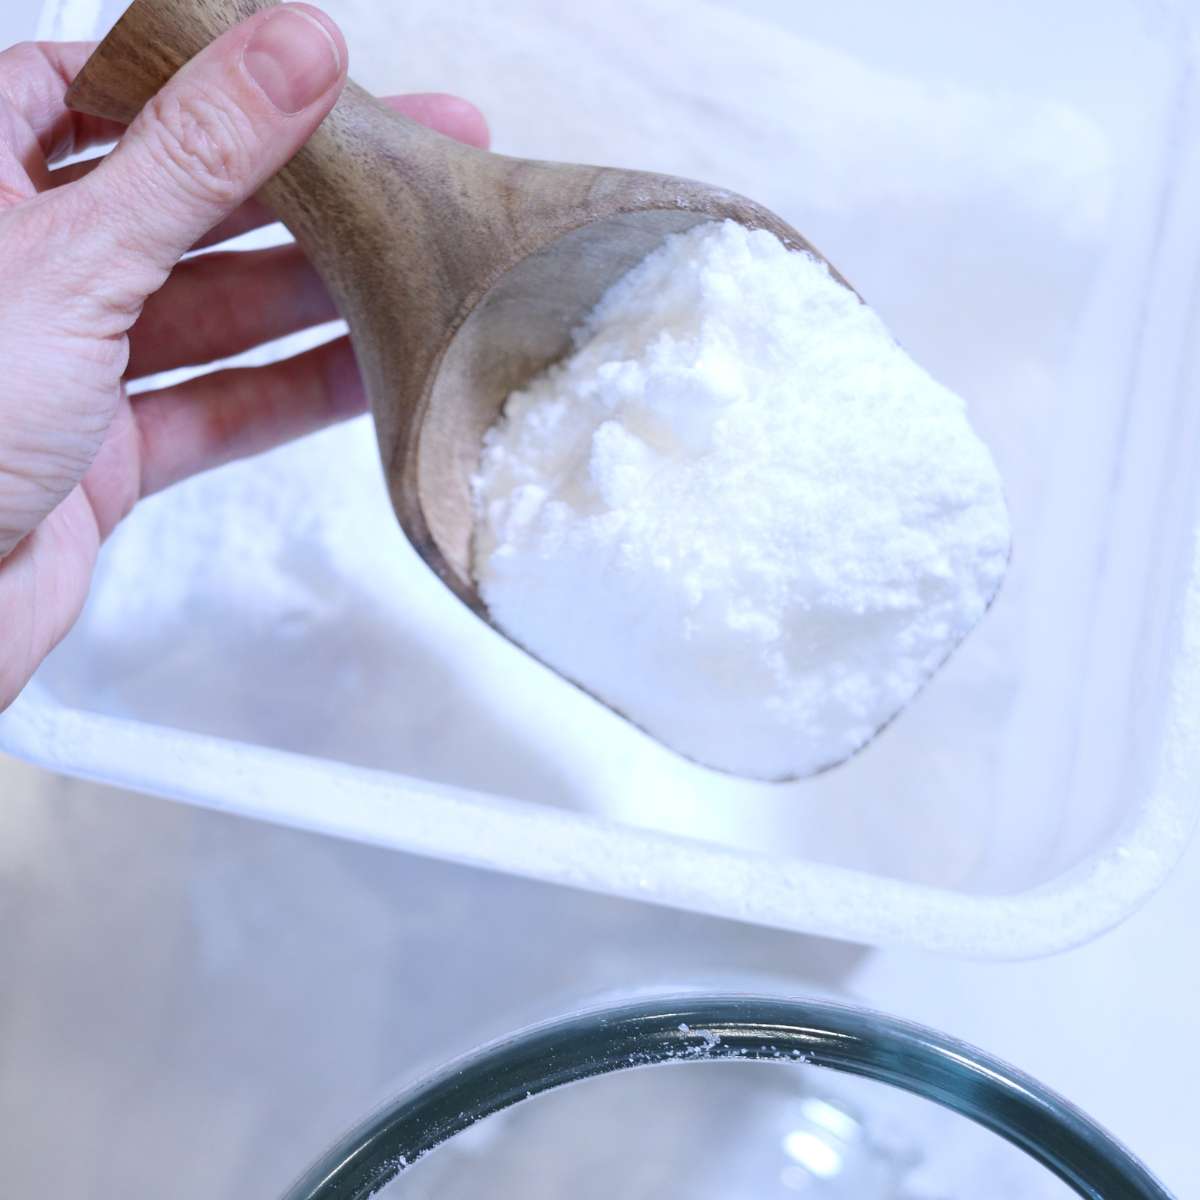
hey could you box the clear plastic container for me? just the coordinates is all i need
[4,0,1198,957]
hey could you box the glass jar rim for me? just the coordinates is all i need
[280,993,1172,1200]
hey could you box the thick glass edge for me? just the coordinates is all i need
[280,994,1174,1200]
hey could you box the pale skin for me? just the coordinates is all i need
[0,5,489,709]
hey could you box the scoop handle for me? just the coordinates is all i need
[67,0,501,425]
[66,0,273,124]
[64,0,460,283]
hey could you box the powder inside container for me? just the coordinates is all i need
[471,220,1010,780]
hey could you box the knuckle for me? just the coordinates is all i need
[5,192,154,331]
[141,87,254,208]
[0,41,38,65]
[0,42,40,90]
[0,43,59,122]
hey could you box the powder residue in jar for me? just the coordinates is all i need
[471,220,1010,779]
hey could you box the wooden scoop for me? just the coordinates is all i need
[69,0,847,772]
[68,0,836,608]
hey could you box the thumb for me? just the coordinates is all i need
[78,3,345,281]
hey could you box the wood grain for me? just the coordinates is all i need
[67,0,837,607]
[67,0,844,768]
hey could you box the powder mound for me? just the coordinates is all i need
[471,220,1010,780]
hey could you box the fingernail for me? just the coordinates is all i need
[243,7,342,115]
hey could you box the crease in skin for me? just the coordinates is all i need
[0,42,112,161]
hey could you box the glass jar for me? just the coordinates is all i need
[280,994,1172,1200]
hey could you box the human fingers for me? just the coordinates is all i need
[125,242,334,378]
[0,7,348,558]
[0,41,125,164]
[133,334,364,495]
[67,4,347,313]
[45,91,489,243]
[123,80,493,375]
[194,91,489,245]
[0,487,99,711]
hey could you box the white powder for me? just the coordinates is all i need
[472,221,1010,780]
[32,0,1137,902]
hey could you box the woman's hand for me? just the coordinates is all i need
[0,6,488,708]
